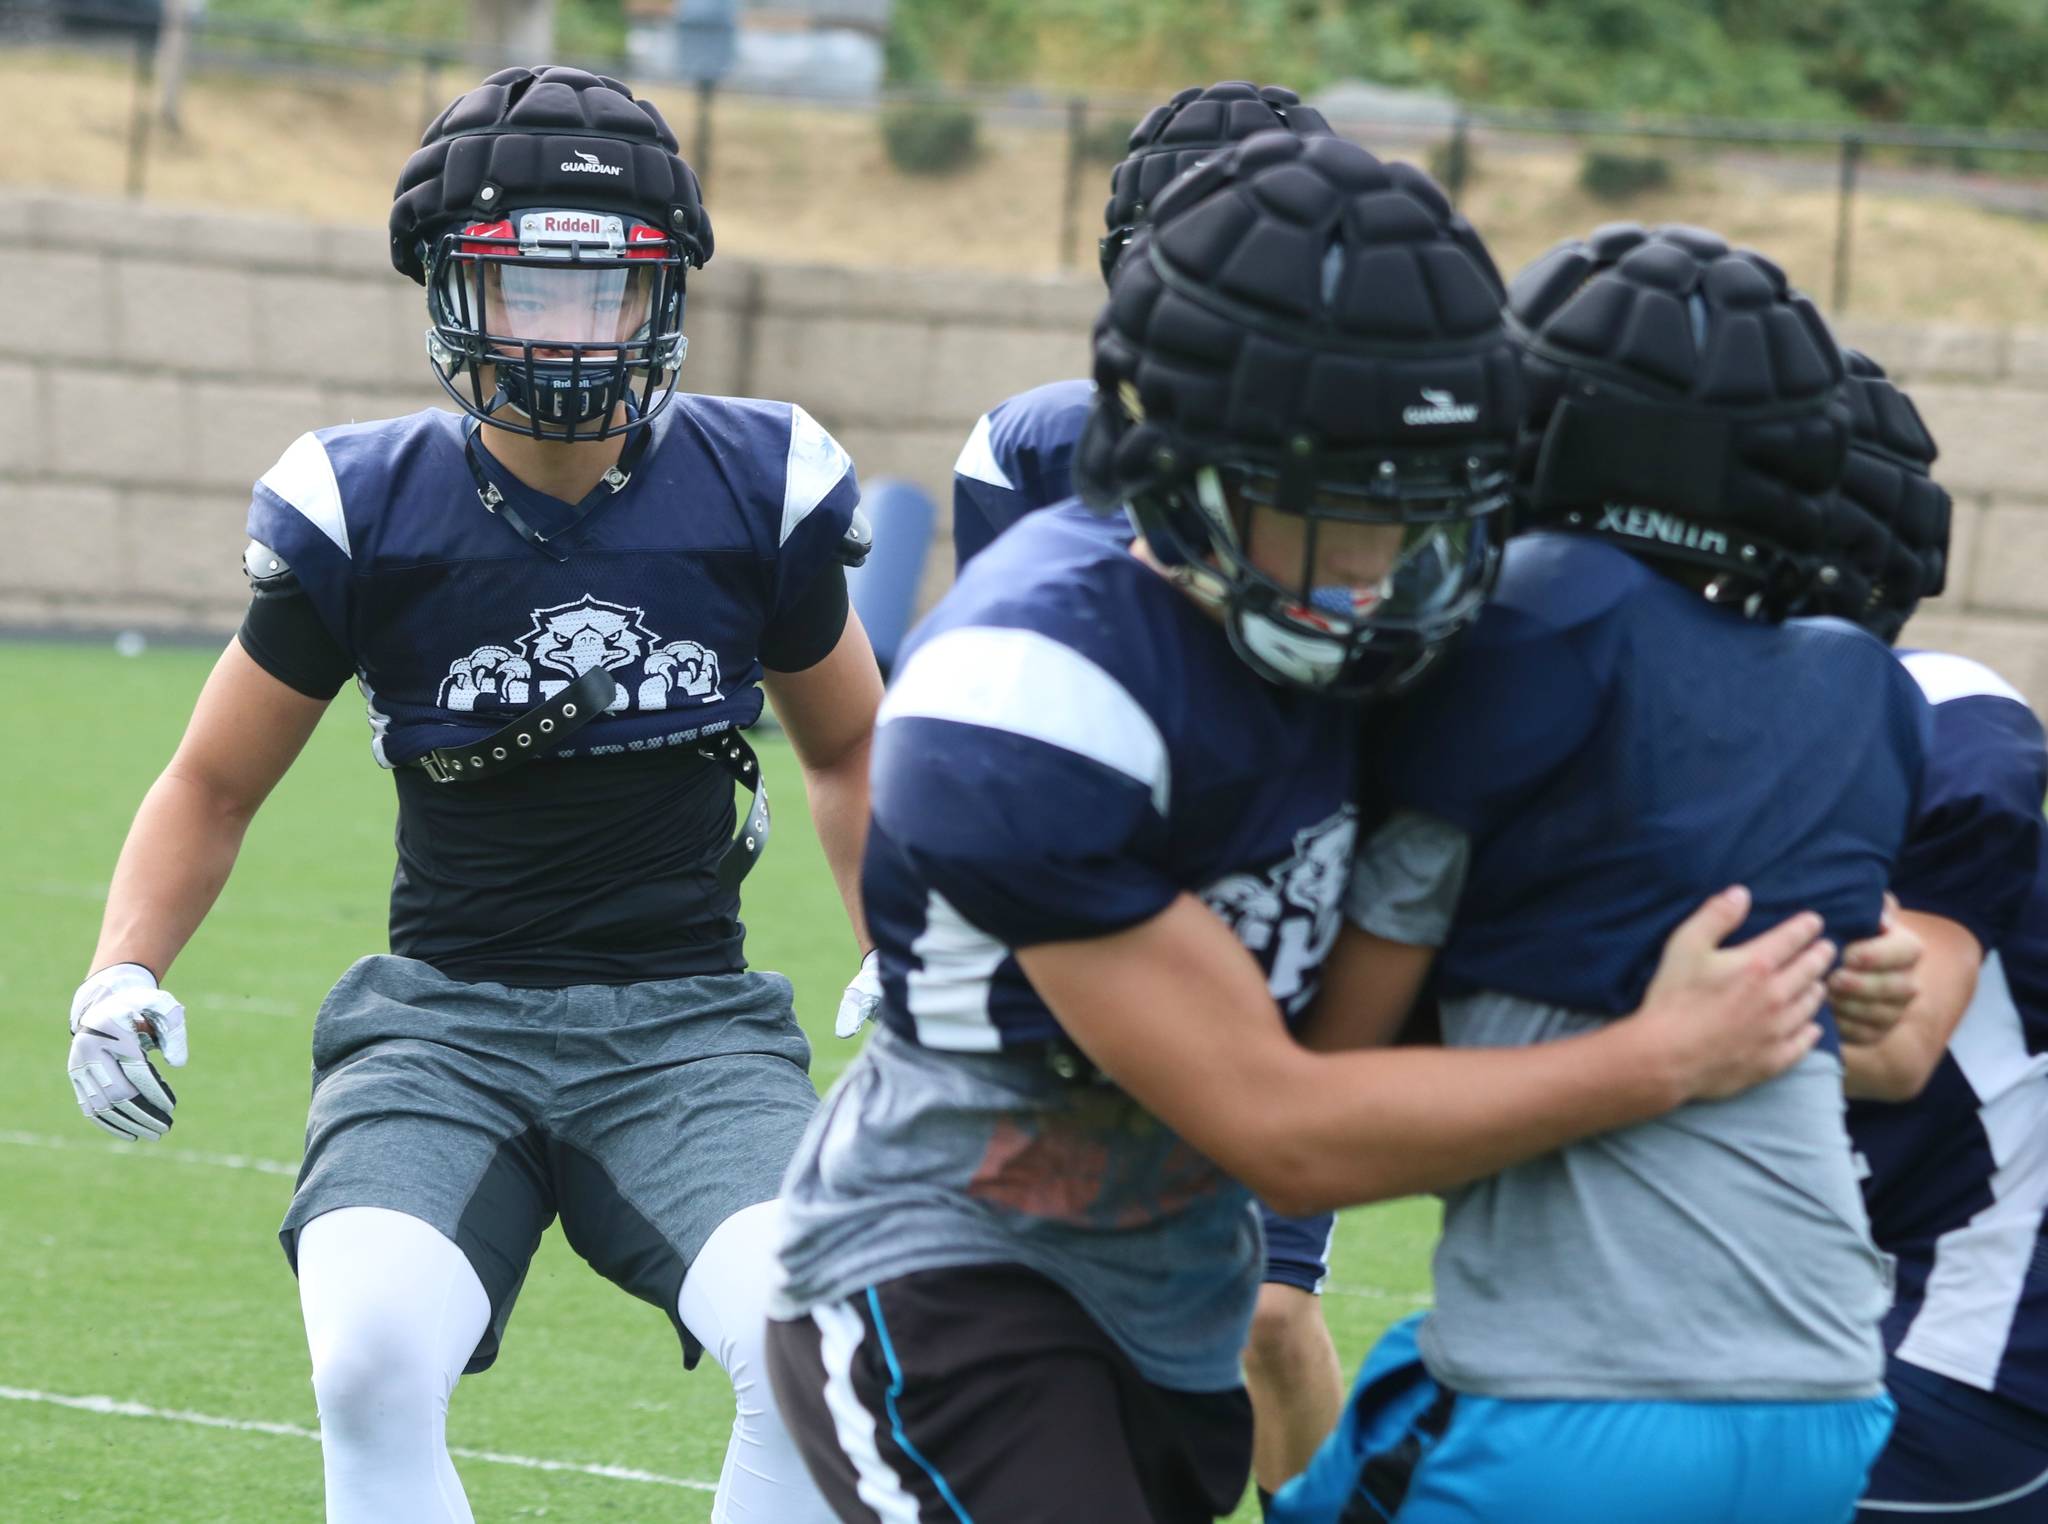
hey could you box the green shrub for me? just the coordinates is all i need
[1578,148,1673,202]
[882,101,982,175]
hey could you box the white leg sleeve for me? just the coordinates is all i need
[299,1207,491,1524]
[679,1199,835,1524]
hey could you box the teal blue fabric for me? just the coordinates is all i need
[1275,1314,1897,1524]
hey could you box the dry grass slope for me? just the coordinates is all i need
[4,46,2047,322]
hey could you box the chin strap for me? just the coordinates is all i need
[462,419,652,562]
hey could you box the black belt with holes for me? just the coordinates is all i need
[412,666,771,890]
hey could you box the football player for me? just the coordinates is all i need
[945,83,1354,1506]
[1274,227,1930,1524]
[60,67,872,1524]
[1806,354,2048,1522]
[950,82,1332,573]
[763,141,1840,1524]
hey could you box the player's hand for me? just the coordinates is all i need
[834,949,882,1039]
[1631,887,1834,1103]
[66,963,186,1140]
[1828,894,1922,1047]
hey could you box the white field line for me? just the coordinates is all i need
[0,1386,716,1492]
[187,994,307,1019]
[1321,1282,1432,1305]
[0,1129,301,1177]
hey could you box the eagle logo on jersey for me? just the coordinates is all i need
[1201,807,1358,1015]
[437,644,533,712]
[525,596,659,679]
[439,595,723,716]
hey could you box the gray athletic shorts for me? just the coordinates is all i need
[278,954,817,1374]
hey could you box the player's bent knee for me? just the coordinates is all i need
[298,1207,480,1440]
[309,1325,449,1439]
[1244,1285,1325,1382]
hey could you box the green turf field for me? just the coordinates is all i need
[0,638,1439,1522]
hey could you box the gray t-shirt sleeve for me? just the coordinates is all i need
[1345,809,1471,946]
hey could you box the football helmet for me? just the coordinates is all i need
[1510,223,1854,619]
[1077,132,1518,697]
[1817,349,1952,642]
[1100,81,1333,285]
[389,66,713,440]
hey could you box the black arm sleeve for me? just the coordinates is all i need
[237,590,355,700]
[759,561,851,674]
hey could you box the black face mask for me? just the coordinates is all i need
[424,216,690,443]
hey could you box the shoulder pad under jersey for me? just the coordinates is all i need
[242,539,300,597]
[838,506,874,568]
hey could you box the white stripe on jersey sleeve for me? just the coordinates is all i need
[879,625,1171,814]
[1902,650,2029,709]
[1897,952,2048,1391]
[812,1302,922,1524]
[257,431,349,557]
[905,889,1007,1052]
[952,411,1014,489]
[782,404,855,547]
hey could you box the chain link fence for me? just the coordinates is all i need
[5,2,2047,321]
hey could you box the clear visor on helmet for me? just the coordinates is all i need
[432,213,679,358]
[1210,460,1506,635]
[425,213,688,441]
[481,260,655,349]
[1291,518,1491,630]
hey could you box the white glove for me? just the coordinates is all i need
[67,964,186,1141]
[834,949,883,1040]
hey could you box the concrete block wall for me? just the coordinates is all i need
[2,191,2044,710]
[1830,319,2048,708]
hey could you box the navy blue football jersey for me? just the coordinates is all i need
[248,401,858,769]
[1848,652,2048,1417]
[1372,532,1930,1046]
[865,500,1358,1053]
[243,399,858,985]
[950,379,1094,569]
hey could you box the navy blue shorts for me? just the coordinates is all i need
[1858,1356,2048,1520]
[1261,1203,1336,1293]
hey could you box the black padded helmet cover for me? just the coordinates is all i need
[1510,223,1851,617]
[391,66,712,282]
[1099,82,1332,283]
[1080,131,1520,695]
[1087,132,1518,481]
[1830,348,1951,641]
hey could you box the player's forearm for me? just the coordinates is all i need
[1840,1006,1957,1102]
[1841,1043,1934,1103]
[1243,1025,1682,1215]
[798,740,872,952]
[1838,911,1981,1103]
[90,767,258,979]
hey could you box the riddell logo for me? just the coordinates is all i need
[1402,387,1480,426]
[561,150,624,177]
[540,213,605,235]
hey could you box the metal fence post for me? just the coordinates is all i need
[1832,133,1863,314]
[125,29,155,198]
[1445,111,1472,200]
[1059,95,1085,272]
[419,53,442,133]
[694,79,715,189]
